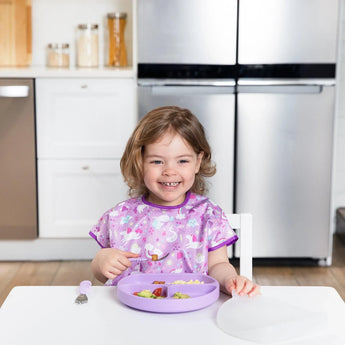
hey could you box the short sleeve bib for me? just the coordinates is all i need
[89,192,238,285]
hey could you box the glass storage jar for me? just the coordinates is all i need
[47,43,70,68]
[107,12,127,67]
[77,24,99,67]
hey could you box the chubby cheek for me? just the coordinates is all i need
[142,166,160,188]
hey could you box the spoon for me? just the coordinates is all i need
[129,253,170,262]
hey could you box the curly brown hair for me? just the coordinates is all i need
[120,106,216,197]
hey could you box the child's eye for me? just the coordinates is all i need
[178,160,189,164]
[151,160,163,165]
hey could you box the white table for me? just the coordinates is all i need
[0,285,344,345]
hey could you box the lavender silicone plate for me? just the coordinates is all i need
[117,273,219,313]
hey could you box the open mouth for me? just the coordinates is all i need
[160,182,180,187]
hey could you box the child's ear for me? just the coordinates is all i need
[195,151,204,173]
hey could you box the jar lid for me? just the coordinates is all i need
[48,43,69,49]
[78,24,99,29]
[107,12,127,19]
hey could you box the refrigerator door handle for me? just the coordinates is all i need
[237,78,335,87]
[151,85,235,96]
[139,79,236,87]
[0,86,30,98]
[237,84,323,94]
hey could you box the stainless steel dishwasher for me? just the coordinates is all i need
[138,79,236,214]
[0,79,37,239]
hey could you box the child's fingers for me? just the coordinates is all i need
[114,257,130,270]
[102,264,123,280]
[225,279,236,294]
[234,277,247,295]
[248,284,261,297]
[120,252,139,267]
[226,278,244,296]
[238,281,254,296]
[237,281,261,297]
[229,276,260,297]
[123,251,140,258]
[106,267,122,279]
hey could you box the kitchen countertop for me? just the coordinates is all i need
[0,66,136,78]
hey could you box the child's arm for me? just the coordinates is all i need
[91,248,139,283]
[208,246,260,297]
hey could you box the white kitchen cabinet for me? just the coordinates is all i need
[36,78,137,159]
[38,159,129,238]
[36,77,136,238]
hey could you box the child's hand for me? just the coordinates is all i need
[93,248,139,281]
[224,275,260,297]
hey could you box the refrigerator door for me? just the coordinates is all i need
[239,0,339,63]
[138,81,235,213]
[0,79,37,239]
[236,82,335,259]
[138,0,237,64]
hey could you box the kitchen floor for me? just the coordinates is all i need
[0,235,344,307]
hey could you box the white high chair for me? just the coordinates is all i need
[226,213,253,280]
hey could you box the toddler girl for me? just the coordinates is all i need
[90,106,260,297]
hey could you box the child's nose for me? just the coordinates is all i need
[162,163,176,175]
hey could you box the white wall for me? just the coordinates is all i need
[32,0,133,67]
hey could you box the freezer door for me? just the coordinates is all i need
[236,84,335,258]
[138,84,235,213]
[138,0,237,64]
[239,0,339,63]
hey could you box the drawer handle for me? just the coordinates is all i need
[81,84,88,89]
[81,166,90,170]
[0,85,30,97]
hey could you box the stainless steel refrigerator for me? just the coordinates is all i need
[137,0,340,263]
[235,0,339,264]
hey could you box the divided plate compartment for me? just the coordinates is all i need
[117,273,220,313]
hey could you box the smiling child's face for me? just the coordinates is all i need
[142,131,203,206]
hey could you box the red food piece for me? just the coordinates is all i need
[152,288,163,297]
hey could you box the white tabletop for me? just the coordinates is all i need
[0,285,344,345]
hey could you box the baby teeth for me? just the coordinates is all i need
[162,182,179,186]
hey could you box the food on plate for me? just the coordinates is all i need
[152,288,164,297]
[133,289,190,299]
[171,279,204,285]
[153,280,165,284]
[133,288,165,299]
[172,292,190,299]
[134,290,152,298]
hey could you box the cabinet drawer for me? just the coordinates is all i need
[38,159,129,238]
[36,78,137,158]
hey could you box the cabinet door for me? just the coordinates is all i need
[36,78,137,159]
[38,160,129,238]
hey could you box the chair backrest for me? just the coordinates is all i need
[226,213,253,280]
